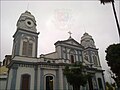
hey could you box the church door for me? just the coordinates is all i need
[21,74,30,90]
[46,76,53,90]
[98,78,103,90]
[88,77,93,90]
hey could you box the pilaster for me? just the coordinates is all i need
[58,66,63,89]
[34,65,38,90]
[40,68,44,90]
[10,64,18,90]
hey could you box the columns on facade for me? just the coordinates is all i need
[77,50,80,62]
[10,64,18,90]
[5,69,10,89]
[61,46,63,59]
[102,73,106,90]
[65,47,68,60]
[34,65,38,90]
[40,68,44,90]
[58,66,63,89]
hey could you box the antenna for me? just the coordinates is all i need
[26,0,30,11]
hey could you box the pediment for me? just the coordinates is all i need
[64,39,80,46]
[55,38,84,48]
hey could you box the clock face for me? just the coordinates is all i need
[25,19,34,27]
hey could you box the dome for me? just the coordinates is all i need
[16,11,37,32]
[17,11,36,24]
[21,11,35,19]
[81,32,96,48]
[81,32,92,41]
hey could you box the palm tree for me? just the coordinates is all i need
[100,0,120,39]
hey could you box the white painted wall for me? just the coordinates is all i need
[12,56,38,62]
[0,74,7,90]
[6,69,13,90]
[45,52,57,59]
[95,72,105,90]
[37,67,40,90]
[43,68,56,90]
[15,67,35,90]
[56,46,61,58]
[0,79,7,90]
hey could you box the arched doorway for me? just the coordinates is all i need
[21,74,30,90]
[98,78,103,89]
[88,77,93,90]
[46,76,53,90]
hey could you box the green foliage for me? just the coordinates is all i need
[105,43,120,88]
[100,0,114,5]
[106,82,114,90]
[63,62,90,90]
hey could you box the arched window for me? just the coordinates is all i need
[22,41,27,55]
[93,55,98,66]
[22,41,33,57]
[46,76,53,90]
[28,42,33,56]
[21,35,35,57]
[98,78,103,89]
[69,50,75,63]
[21,74,30,90]
[70,55,74,63]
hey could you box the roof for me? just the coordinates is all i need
[54,38,84,48]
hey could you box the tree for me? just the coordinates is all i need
[100,0,120,38]
[105,43,120,88]
[106,82,114,90]
[63,62,90,90]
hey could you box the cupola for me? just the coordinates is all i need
[81,32,96,48]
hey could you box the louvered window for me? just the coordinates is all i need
[28,43,33,56]
[22,41,33,57]
[93,56,98,66]
[22,41,27,56]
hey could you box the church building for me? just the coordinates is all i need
[5,11,105,90]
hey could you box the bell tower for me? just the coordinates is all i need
[81,33,101,67]
[12,11,39,58]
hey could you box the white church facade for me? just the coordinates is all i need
[5,11,106,90]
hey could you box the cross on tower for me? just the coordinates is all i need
[68,31,72,38]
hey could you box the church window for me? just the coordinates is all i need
[70,55,74,63]
[98,78,103,89]
[46,76,53,90]
[22,41,33,57]
[22,41,27,56]
[69,50,75,63]
[21,74,30,90]
[93,55,98,66]
[84,55,89,61]
[28,43,33,56]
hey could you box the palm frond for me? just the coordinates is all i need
[100,0,114,4]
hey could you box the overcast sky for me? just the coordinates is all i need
[1,0,120,82]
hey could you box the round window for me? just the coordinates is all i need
[25,19,34,27]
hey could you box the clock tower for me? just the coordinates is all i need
[81,33,101,67]
[12,11,39,58]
